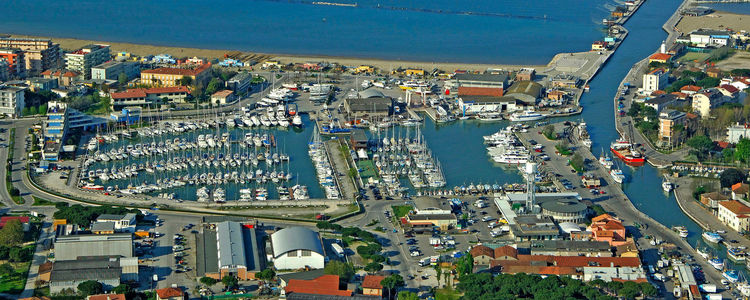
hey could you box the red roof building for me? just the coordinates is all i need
[588,214,627,246]
[285,275,353,297]
[0,216,29,228]
[648,53,672,63]
[110,86,190,110]
[155,287,185,300]
[87,294,126,300]
[361,275,385,297]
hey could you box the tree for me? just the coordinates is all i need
[687,135,714,153]
[0,219,24,246]
[640,282,657,297]
[542,125,556,140]
[627,103,641,117]
[434,264,443,287]
[77,280,104,296]
[456,253,474,277]
[697,77,720,89]
[0,246,9,260]
[381,274,405,300]
[21,107,29,116]
[256,268,275,281]
[221,275,239,289]
[0,263,14,277]
[324,260,355,282]
[736,138,750,162]
[397,291,418,300]
[199,276,218,286]
[9,187,19,197]
[118,72,128,86]
[206,78,222,95]
[112,283,133,295]
[39,103,47,116]
[720,168,746,188]
[570,153,585,172]
[9,247,31,262]
[364,262,383,273]
[180,76,193,86]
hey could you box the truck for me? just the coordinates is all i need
[331,243,345,257]
[134,231,151,238]
[429,238,442,246]
[699,284,717,293]
[418,258,430,267]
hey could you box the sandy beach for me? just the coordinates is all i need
[676,10,750,34]
[3,33,545,72]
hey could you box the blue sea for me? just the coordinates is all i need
[0,0,618,64]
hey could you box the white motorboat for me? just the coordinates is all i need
[610,167,624,184]
[509,110,546,122]
[662,178,674,193]
[703,231,723,244]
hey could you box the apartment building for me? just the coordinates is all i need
[0,48,24,78]
[64,44,111,79]
[0,86,25,117]
[140,63,212,87]
[0,37,62,74]
[91,60,140,81]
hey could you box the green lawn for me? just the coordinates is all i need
[677,52,710,63]
[32,196,55,206]
[391,205,413,218]
[435,288,462,300]
[356,159,379,180]
[0,261,31,294]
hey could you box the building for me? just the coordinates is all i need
[0,59,8,81]
[48,257,138,294]
[451,73,508,97]
[690,29,731,47]
[42,101,68,161]
[550,74,580,89]
[682,6,713,16]
[648,53,672,64]
[284,275,353,298]
[706,67,721,78]
[271,227,325,270]
[211,90,236,106]
[110,107,141,126]
[658,109,687,146]
[91,61,140,81]
[490,255,643,282]
[54,233,133,260]
[718,200,750,233]
[588,214,627,246]
[213,221,264,280]
[95,214,136,233]
[730,123,750,143]
[582,266,647,282]
[41,69,79,86]
[402,207,458,232]
[0,48,24,77]
[642,68,669,92]
[64,44,111,79]
[515,68,536,81]
[692,88,727,117]
[510,215,561,242]
[155,287,185,300]
[680,85,701,95]
[457,95,518,114]
[0,85,25,118]
[344,90,393,118]
[0,38,62,74]
[0,216,30,231]
[732,183,749,201]
[591,41,608,51]
[504,81,543,105]
[644,94,677,113]
[718,84,740,99]
[140,63,212,87]
[110,86,190,110]
[226,71,253,93]
[524,240,612,257]
[361,275,385,297]
[349,129,369,150]
[87,294,126,300]
[700,191,729,209]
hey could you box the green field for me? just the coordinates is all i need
[391,205,413,218]
[0,261,31,294]
[356,159,379,180]
[677,52,710,63]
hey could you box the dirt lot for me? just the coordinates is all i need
[676,11,750,34]
[714,51,750,70]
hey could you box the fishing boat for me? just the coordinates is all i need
[509,110,546,122]
[610,167,625,184]
[697,247,710,259]
[723,269,740,283]
[609,139,645,166]
[703,231,723,244]
[728,246,747,262]
[662,176,674,192]
[709,258,725,270]
[673,226,689,238]
[598,152,613,169]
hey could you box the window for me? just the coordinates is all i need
[301,250,311,257]
[287,251,296,257]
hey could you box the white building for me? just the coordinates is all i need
[727,123,750,143]
[458,95,518,114]
[642,68,669,92]
[95,213,137,233]
[91,60,140,81]
[718,200,750,233]
[689,29,731,47]
[64,44,111,79]
[583,266,647,282]
[271,227,325,270]
[692,89,728,118]
[0,86,25,117]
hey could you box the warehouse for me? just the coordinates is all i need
[271,227,325,270]
[450,73,508,97]
[54,233,133,261]
[48,257,138,293]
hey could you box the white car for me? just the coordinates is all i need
[410,251,422,257]
[481,216,495,222]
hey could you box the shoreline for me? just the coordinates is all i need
[2,33,546,72]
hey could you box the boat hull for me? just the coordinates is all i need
[610,147,645,166]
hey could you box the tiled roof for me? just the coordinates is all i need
[110,89,147,99]
[494,245,518,259]
[0,216,29,227]
[62,71,79,77]
[155,287,183,299]
[141,63,211,76]
[720,200,750,215]
[286,275,352,297]
[145,86,189,94]
[649,53,672,61]
[88,294,127,300]
[212,89,233,97]
[469,245,493,258]
[733,183,750,194]
[110,86,189,99]
[361,275,385,289]
[720,84,739,93]
[681,85,701,92]
[591,214,617,223]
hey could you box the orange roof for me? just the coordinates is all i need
[494,245,518,259]
[286,275,352,297]
[732,183,750,194]
[142,63,211,76]
[62,71,79,77]
[681,85,701,92]
[88,294,126,300]
[155,287,183,299]
[670,92,688,98]
[591,214,617,223]
[362,275,385,289]
[651,90,666,95]
[720,84,739,93]
[111,89,147,99]
[110,86,188,99]
[469,245,493,258]
[212,89,234,97]
[603,220,625,230]
[40,70,52,76]
[649,53,672,61]
[720,200,750,215]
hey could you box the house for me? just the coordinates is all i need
[451,73,508,97]
[691,88,727,117]
[361,275,385,297]
[155,287,185,300]
[547,90,566,101]
[87,294,126,300]
[718,84,740,99]
[284,275,353,297]
[64,44,110,79]
[349,129,369,150]
[727,123,750,143]
[402,207,458,232]
[615,240,640,257]
[271,227,325,270]
[0,85,25,118]
[718,200,750,233]
[95,213,136,233]
[469,245,518,265]
[225,72,253,93]
[732,183,749,201]
[41,69,79,86]
[592,41,608,51]
[707,68,722,78]
[91,222,115,234]
[680,85,701,95]
[515,68,536,81]
[0,216,30,231]
[140,63,211,87]
[110,86,190,110]
[644,94,677,113]
[658,109,687,146]
[689,29,731,47]
[700,191,729,209]
[211,90,235,106]
[648,53,672,64]
[510,215,562,242]
[588,214,627,246]
[642,68,669,92]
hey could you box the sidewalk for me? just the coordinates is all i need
[19,221,53,298]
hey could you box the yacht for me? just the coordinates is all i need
[703,231,723,244]
[662,177,674,193]
[709,258,725,270]
[509,110,546,122]
[610,167,625,184]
